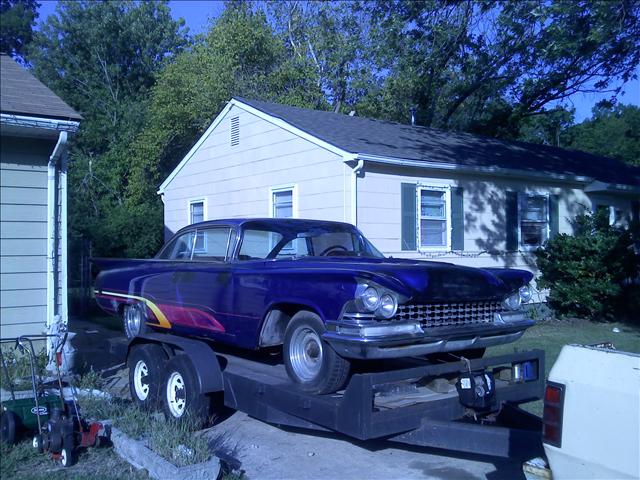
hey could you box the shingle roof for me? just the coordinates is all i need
[1,54,81,121]
[236,97,640,186]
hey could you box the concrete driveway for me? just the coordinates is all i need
[208,411,527,480]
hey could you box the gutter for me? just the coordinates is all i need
[47,132,68,359]
[344,154,364,226]
[352,153,595,185]
[1,113,80,133]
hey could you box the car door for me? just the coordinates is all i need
[141,226,237,341]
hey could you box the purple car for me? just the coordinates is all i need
[93,218,534,394]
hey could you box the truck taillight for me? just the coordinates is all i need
[542,381,565,447]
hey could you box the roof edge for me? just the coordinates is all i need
[1,113,80,133]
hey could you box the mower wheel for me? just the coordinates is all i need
[32,434,44,453]
[0,411,17,445]
[60,446,75,467]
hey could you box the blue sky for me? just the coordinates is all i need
[36,1,639,122]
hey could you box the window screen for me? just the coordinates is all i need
[419,189,447,247]
[272,189,293,218]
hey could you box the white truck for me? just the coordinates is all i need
[527,343,640,479]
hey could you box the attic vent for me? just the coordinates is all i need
[230,116,240,146]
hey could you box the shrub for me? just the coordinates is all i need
[535,210,639,321]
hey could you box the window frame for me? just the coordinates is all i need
[269,184,298,219]
[416,184,452,251]
[518,193,550,249]
[187,198,207,253]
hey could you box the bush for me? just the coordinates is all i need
[535,210,639,321]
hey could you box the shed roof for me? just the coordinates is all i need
[236,97,640,187]
[1,54,82,121]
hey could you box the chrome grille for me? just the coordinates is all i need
[396,301,502,328]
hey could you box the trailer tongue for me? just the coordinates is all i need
[128,333,545,459]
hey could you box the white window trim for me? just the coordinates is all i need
[518,192,549,250]
[269,184,298,218]
[417,184,452,251]
[187,197,207,225]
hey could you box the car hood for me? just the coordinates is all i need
[267,257,533,302]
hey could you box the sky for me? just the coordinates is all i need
[36,0,639,122]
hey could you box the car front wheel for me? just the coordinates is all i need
[283,311,350,394]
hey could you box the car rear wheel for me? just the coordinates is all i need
[123,303,149,339]
[128,344,166,409]
[162,355,210,428]
[283,311,350,394]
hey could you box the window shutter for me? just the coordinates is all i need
[549,194,560,238]
[506,191,519,251]
[401,183,417,251]
[451,187,464,250]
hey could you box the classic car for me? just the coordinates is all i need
[93,218,535,394]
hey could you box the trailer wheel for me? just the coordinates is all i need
[128,344,166,410]
[123,302,149,339]
[162,355,209,427]
[0,411,17,445]
[283,311,350,394]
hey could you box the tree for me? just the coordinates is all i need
[26,1,189,258]
[566,103,640,166]
[0,0,39,59]
[518,106,575,147]
[121,4,322,256]
[354,1,640,138]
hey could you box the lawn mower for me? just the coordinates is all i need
[0,334,109,467]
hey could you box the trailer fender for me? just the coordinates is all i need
[127,333,224,394]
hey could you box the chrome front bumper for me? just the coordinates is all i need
[323,316,534,360]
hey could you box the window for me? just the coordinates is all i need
[271,187,295,218]
[418,187,449,248]
[189,200,205,251]
[520,194,548,247]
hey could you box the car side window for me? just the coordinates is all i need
[239,229,284,260]
[158,231,196,260]
[192,227,232,261]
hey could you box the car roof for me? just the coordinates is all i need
[173,218,355,236]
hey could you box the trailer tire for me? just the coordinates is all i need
[283,311,350,394]
[128,344,166,410]
[123,303,149,340]
[0,411,17,445]
[162,355,209,427]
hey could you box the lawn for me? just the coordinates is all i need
[487,318,640,415]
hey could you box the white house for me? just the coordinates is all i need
[158,97,640,276]
[0,54,81,338]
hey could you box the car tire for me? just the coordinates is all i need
[128,344,167,410]
[123,302,149,340]
[161,355,209,428]
[283,311,351,394]
[1,411,17,445]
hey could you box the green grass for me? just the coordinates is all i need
[487,318,640,415]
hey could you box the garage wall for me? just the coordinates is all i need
[162,104,349,239]
[0,135,60,338]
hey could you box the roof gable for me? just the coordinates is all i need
[0,54,82,121]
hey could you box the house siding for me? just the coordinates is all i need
[0,136,62,338]
[162,104,349,237]
[357,164,634,276]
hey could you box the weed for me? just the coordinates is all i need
[76,368,104,391]
[147,416,210,467]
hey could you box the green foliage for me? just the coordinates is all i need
[536,210,639,321]
[0,0,38,58]
[566,103,640,166]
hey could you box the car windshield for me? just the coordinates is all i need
[238,222,384,260]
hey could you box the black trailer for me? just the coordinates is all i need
[127,333,544,460]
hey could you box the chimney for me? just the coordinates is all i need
[410,106,416,126]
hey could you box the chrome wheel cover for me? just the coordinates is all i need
[289,326,323,382]
[133,360,150,401]
[166,371,186,418]
[125,304,142,337]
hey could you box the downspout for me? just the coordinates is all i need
[47,132,67,362]
[351,158,364,226]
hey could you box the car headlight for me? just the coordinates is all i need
[504,291,522,311]
[519,284,532,303]
[376,293,398,319]
[360,286,381,311]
